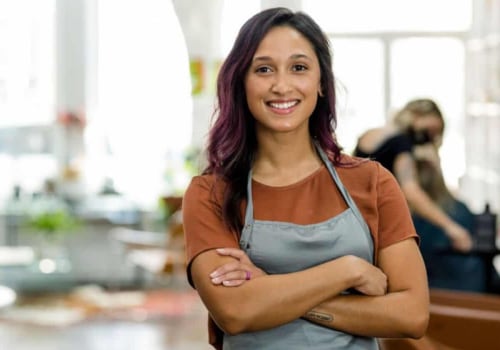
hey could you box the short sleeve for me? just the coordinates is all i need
[182,175,240,287]
[375,164,419,249]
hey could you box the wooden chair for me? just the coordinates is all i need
[425,289,500,350]
[379,289,500,350]
[379,336,451,350]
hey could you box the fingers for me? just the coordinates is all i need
[216,248,249,261]
[211,270,249,286]
[453,239,472,252]
[353,261,388,296]
[210,261,244,279]
[460,239,472,252]
[447,224,473,253]
[220,279,245,287]
[359,281,388,296]
[210,248,265,287]
[365,274,387,296]
[451,233,473,252]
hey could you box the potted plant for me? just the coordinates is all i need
[26,203,80,267]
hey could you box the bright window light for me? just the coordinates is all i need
[304,0,472,33]
[91,0,192,208]
[330,38,385,153]
[0,0,55,127]
[220,0,261,57]
[0,0,55,201]
[303,1,470,190]
[391,37,465,189]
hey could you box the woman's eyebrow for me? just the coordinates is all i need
[252,53,312,63]
[290,53,312,61]
[252,55,272,63]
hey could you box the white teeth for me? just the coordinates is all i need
[269,101,297,109]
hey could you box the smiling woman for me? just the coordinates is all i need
[244,26,322,135]
[182,7,429,350]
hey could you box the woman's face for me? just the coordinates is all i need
[412,113,444,145]
[244,25,322,136]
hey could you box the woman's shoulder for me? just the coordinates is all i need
[339,153,382,171]
[337,154,396,183]
[187,174,217,188]
[185,174,227,202]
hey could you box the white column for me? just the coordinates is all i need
[56,0,86,114]
[54,0,87,193]
[172,0,224,148]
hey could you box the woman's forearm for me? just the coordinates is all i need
[403,181,472,251]
[394,153,457,233]
[303,290,428,338]
[402,181,454,230]
[192,253,383,334]
[303,240,429,339]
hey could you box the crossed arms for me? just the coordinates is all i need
[190,238,429,338]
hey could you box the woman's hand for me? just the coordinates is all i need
[209,248,267,287]
[413,144,441,168]
[344,255,388,296]
[445,222,473,252]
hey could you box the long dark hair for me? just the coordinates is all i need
[203,7,342,233]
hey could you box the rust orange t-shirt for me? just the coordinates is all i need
[182,155,418,349]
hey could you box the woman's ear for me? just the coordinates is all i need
[318,84,324,97]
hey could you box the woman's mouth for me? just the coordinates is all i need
[267,100,299,110]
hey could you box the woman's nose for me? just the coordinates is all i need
[270,72,292,94]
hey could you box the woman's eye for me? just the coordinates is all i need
[293,64,307,72]
[255,66,272,73]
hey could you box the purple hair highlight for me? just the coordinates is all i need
[203,7,344,232]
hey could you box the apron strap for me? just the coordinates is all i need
[242,143,373,261]
[315,143,373,260]
[240,170,255,248]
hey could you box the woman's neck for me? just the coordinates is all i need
[252,135,323,186]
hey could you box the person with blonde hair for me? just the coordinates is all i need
[354,98,472,253]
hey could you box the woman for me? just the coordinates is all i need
[354,99,473,252]
[413,159,486,292]
[183,7,429,349]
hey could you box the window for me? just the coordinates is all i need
[0,0,55,127]
[330,38,385,152]
[304,0,472,189]
[391,38,466,184]
[304,0,471,33]
[0,0,56,201]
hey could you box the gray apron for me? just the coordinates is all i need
[223,145,379,350]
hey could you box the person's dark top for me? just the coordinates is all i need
[353,134,413,174]
[412,200,487,292]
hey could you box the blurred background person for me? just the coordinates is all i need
[413,158,487,292]
[353,98,472,253]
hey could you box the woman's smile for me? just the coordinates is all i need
[266,99,300,115]
[244,25,322,133]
